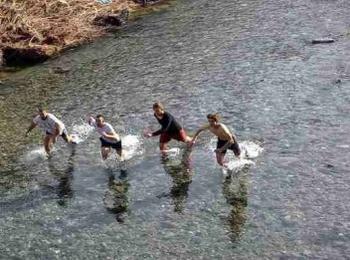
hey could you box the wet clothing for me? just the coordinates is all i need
[100,137,122,151]
[33,113,65,135]
[159,128,187,143]
[152,112,182,136]
[152,112,187,143]
[89,118,120,144]
[46,128,68,139]
[217,138,241,156]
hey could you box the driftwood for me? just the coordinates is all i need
[311,38,335,44]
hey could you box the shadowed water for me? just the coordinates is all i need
[1,0,350,258]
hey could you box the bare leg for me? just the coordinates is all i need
[101,147,111,160]
[216,152,227,167]
[116,149,123,161]
[159,142,169,151]
[44,135,54,155]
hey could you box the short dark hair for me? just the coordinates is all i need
[96,114,104,120]
[207,113,220,122]
[153,102,164,110]
[37,104,46,113]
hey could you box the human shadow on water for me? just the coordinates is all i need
[158,148,194,213]
[103,169,129,223]
[222,169,249,243]
[47,148,76,206]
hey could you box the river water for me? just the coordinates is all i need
[1,0,350,258]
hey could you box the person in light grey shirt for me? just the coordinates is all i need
[26,106,75,155]
[88,114,122,160]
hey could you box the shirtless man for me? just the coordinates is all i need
[26,106,75,155]
[88,114,122,160]
[144,102,192,151]
[191,113,241,166]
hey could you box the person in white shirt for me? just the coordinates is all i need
[26,107,75,155]
[88,114,122,160]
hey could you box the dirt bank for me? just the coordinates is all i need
[0,0,163,68]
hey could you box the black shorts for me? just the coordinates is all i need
[217,139,241,156]
[100,137,122,151]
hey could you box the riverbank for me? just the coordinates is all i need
[0,0,167,69]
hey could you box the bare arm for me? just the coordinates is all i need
[53,123,61,137]
[88,116,96,126]
[192,125,210,142]
[101,130,119,141]
[26,122,37,136]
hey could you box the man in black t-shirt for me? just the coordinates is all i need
[145,102,192,151]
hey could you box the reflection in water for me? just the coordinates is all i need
[103,170,129,223]
[222,170,248,243]
[161,148,193,213]
[47,148,76,206]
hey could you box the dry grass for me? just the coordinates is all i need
[0,0,138,52]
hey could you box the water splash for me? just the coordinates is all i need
[103,134,144,170]
[163,147,181,157]
[239,141,264,159]
[24,147,48,162]
[70,122,94,144]
[208,138,263,172]
[122,134,143,161]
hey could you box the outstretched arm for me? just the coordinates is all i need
[52,122,62,137]
[25,122,37,136]
[88,116,96,126]
[191,125,210,144]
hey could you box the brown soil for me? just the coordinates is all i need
[0,0,141,66]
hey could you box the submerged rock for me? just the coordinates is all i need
[93,9,129,27]
[311,38,335,44]
[2,47,49,67]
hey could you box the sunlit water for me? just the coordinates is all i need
[1,0,350,258]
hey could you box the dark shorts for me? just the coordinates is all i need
[217,139,241,156]
[160,129,188,143]
[100,137,122,150]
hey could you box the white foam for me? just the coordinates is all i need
[24,147,48,162]
[239,140,264,159]
[225,158,255,171]
[121,134,143,161]
[70,123,94,144]
[163,147,181,157]
[208,138,263,159]
[208,138,263,172]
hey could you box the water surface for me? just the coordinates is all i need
[1,0,350,258]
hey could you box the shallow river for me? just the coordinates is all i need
[1,0,350,258]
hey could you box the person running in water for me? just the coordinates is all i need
[191,113,241,167]
[144,102,192,151]
[26,106,75,155]
[88,114,122,160]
